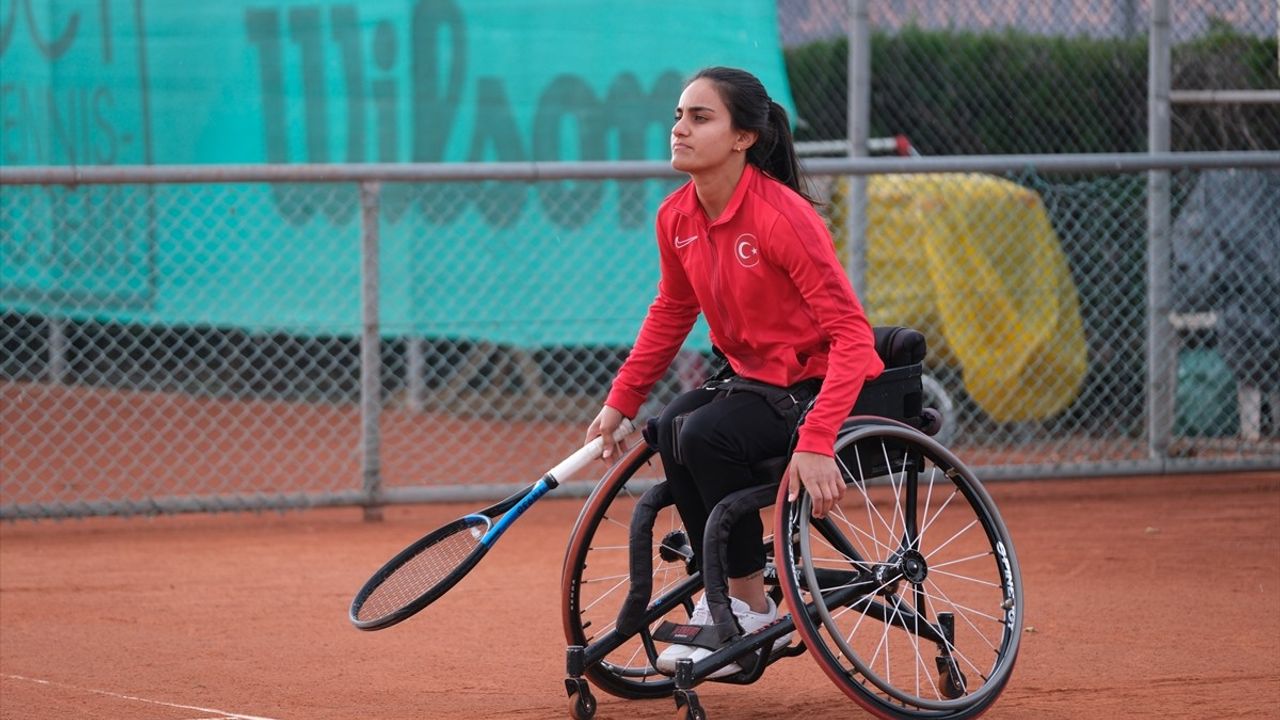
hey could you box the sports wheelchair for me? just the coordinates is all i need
[562,327,1023,720]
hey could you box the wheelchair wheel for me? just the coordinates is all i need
[561,442,695,699]
[775,420,1023,720]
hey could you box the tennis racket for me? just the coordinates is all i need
[349,419,636,631]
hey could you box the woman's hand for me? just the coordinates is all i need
[586,405,628,463]
[785,451,845,518]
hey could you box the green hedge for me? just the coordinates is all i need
[1168,19,1280,152]
[785,24,1278,154]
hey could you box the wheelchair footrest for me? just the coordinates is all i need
[653,621,734,650]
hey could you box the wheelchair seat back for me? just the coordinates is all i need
[849,326,926,424]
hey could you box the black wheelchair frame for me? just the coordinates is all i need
[561,328,1024,720]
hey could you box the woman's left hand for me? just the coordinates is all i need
[785,451,845,519]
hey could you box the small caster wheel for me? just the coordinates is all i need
[935,655,967,699]
[675,702,706,717]
[569,692,596,720]
[565,678,596,720]
[674,689,706,720]
[675,704,707,720]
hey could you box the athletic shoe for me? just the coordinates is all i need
[655,595,792,678]
[655,594,712,672]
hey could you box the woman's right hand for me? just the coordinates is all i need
[586,405,628,463]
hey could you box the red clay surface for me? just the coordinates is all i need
[2,471,1278,719]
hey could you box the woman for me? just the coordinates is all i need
[585,67,884,676]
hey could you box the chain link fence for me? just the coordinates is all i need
[4,156,1278,520]
[815,160,1278,464]
[3,1,1279,520]
[780,0,1278,153]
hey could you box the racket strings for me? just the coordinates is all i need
[356,521,485,622]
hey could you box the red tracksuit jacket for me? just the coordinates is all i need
[606,163,884,456]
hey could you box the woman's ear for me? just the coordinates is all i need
[737,130,759,152]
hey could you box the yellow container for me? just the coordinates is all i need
[830,174,1087,423]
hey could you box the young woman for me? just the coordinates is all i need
[585,66,884,676]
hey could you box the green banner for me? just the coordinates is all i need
[1,0,792,346]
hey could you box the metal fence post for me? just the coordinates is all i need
[47,316,68,384]
[1147,0,1174,461]
[359,181,384,521]
[406,336,426,413]
[846,0,871,294]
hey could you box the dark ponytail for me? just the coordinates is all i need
[690,67,816,205]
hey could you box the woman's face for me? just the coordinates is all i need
[670,78,752,175]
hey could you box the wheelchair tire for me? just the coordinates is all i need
[775,420,1023,720]
[561,442,694,700]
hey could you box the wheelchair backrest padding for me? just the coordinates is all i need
[873,326,927,368]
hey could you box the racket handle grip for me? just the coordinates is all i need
[547,418,636,485]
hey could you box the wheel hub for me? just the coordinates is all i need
[900,549,929,584]
[873,548,929,592]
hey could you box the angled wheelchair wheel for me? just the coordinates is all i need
[775,420,1023,720]
[561,442,696,699]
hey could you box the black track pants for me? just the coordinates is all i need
[655,387,793,579]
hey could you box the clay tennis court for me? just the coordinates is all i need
[2,469,1277,719]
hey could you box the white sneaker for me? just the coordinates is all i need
[655,594,712,673]
[656,595,792,678]
[700,595,792,678]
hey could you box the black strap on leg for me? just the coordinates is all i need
[615,480,676,637]
[700,482,783,645]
